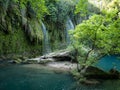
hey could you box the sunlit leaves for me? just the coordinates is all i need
[75,0,88,15]
[31,0,48,18]
[72,0,120,55]
[14,0,48,19]
[70,9,120,66]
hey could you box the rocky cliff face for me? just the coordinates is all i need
[0,0,100,58]
[0,0,43,57]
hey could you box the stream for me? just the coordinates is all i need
[0,64,120,90]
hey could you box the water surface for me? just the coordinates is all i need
[0,64,120,90]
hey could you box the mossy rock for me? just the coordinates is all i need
[12,58,22,64]
[0,55,7,60]
[19,56,28,60]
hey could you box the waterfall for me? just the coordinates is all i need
[41,22,51,54]
[66,17,74,30]
[65,17,74,44]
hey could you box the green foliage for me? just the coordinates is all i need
[0,29,42,56]
[44,0,77,51]
[30,0,48,18]
[56,0,75,23]
[13,0,48,18]
[46,2,58,22]
[75,0,100,16]
[0,0,44,42]
[0,0,44,57]
[74,0,101,25]
[70,0,120,68]
[45,0,76,23]
[75,0,88,16]
[45,21,66,50]
[25,19,43,42]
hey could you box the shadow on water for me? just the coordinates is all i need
[0,64,120,90]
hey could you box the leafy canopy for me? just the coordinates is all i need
[70,0,120,66]
[13,0,48,18]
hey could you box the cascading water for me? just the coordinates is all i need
[65,17,75,44]
[66,17,74,31]
[41,22,51,54]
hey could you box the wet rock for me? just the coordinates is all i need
[39,50,72,61]
[84,66,120,79]
[8,60,16,64]
[81,79,100,85]
[26,50,73,64]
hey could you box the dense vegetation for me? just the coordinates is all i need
[70,0,120,75]
[0,0,48,57]
[0,0,77,57]
[0,0,120,87]
[0,0,120,71]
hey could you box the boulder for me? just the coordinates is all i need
[84,66,120,79]
[41,50,72,61]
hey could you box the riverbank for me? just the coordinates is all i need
[21,62,77,73]
[46,61,77,71]
[0,59,77,72]
[24,49,77,71]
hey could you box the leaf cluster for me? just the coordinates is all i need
[70,0,120,66]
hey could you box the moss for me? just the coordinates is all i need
[45,21,67,51]
[14,58,22,64]
[0,0,73,58]
[0,27,43,58]
[0,1,44,58]
[26,19,43,42]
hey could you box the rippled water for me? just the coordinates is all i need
[0,64,120,90]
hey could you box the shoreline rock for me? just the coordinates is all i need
[46,61,77,71]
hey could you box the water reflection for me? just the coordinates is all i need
[0,64,120,90]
